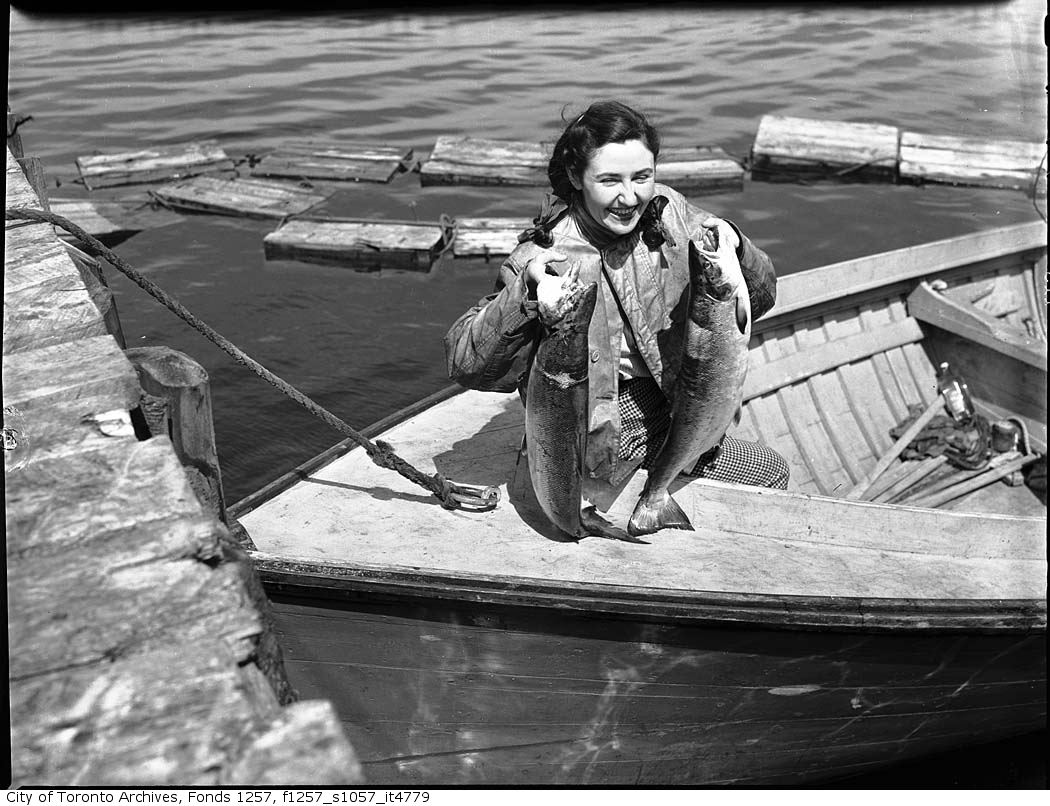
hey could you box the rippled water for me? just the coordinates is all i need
[7,3,1046,504]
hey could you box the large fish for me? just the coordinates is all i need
[628,227,752,537]
[526,275,641,543]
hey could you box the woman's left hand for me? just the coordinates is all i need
[701,217,740,252]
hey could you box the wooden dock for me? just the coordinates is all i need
[4,147,364,785]
[751,115,901,181]
[452,217,531,257]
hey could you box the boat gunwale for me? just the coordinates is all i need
[249,549,1047,634]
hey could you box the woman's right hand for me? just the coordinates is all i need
[526,252,585,325]
[524,249,568,289]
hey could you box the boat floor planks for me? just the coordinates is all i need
[263,218,446,271]
[151,175,330,219]
[239,389,1045,603]
[250,142,414,184]
[75,140,237,190]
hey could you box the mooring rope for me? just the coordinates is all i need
[5,206,499,512]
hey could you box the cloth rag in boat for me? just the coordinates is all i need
[891,404,993,470]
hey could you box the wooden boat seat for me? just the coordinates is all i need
[907,281,1046,370]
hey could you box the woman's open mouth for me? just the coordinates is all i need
[608,206,637,222]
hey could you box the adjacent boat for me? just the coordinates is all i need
[233,221,1047,786]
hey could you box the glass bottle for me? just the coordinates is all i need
[936,362,975,422]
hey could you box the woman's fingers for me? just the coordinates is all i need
[525,250,568,286]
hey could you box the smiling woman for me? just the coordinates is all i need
[444,100,790,540]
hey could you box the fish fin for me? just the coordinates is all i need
[735,292,749,335]
[627,492,694,537]
[580,506,649,544]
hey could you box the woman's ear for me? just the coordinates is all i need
[568,171,582,191]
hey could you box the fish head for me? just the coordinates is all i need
[688,238,740,303]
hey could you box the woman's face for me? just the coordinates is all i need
[570,138,656,236]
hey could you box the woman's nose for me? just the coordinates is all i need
[617,182,637,204]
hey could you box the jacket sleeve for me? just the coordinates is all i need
[443,254,541,392]
[724,220,777,321]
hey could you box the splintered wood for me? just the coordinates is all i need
[4,146,362,785]
[75,141,237,190]
[151,175,329,219]
[251,142,414,183]
[751,115,900,180]
[421,136,743,192]
[264,218,445,271]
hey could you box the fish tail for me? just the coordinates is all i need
[627,491,694,537]
[580,507,649,544]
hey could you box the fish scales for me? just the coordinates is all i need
[628,233,752,536]
[525,283,597,536]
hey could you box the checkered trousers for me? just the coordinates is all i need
[617,376,790,489]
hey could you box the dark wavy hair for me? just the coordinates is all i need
[547,100,661,201]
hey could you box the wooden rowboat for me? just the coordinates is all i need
[233,221,1047,786]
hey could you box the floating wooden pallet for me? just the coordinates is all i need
[75,140,236,190]
[452,217,531,257]
[420,137,744,193]
[263,217,448,271]
[420,137,550,187]
[151,175,330,219]
[899,132,1046,191]
[751,115,900,181]
[48,198,178,246]
[251,142,413,184]
[658,146,744,192]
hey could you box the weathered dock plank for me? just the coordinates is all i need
[751,114,900,180]
[251,142,413,183]
[5,145,363,785]
[151,175,330,219]
[452,217,531,257]
[899,131,1046,190]
[75,140,237,190]
[264,217,446,271]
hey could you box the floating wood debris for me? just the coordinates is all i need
[251,142,414,184]
[452,217,531,257]
[48,198,178,246]
[151,176,330,219]
[420,137,549,187]
[751,115,900,181]
[420,137,743,193]
[899,132,1046,191]
[75,141,236,190]
[658,146,744,192]
[263,217,450,271]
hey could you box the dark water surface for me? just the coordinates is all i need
[7,3,1047,787]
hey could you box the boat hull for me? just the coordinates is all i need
[267,590,1046,786]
